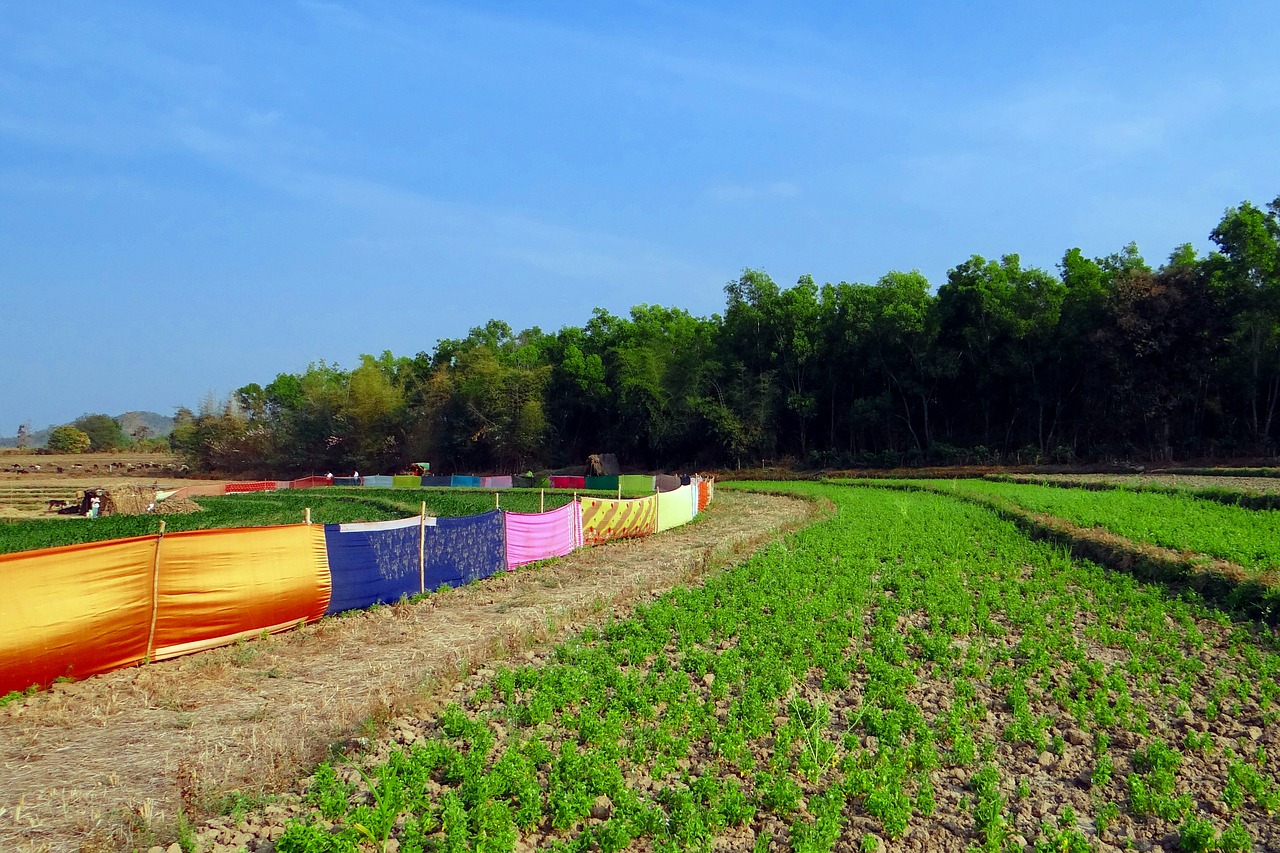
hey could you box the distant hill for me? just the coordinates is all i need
[116,411,175,440]
[0,411,175,448]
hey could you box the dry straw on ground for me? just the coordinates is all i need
[0,490,816,853]
[101,484,202,516]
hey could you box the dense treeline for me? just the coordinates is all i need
[173,196,1280,474]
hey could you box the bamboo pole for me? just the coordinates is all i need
[304,507,311,524]
[495,491,500,509]
[145,520,166,663]
[540,488,545,513]
[574,491,583,548]
[419,501,427,594]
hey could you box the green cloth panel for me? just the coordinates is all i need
[584,475,619,491]
[618,474,655,494]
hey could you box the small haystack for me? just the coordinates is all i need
[80,484,203,516]
[586,453,620,476]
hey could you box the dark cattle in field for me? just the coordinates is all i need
[47,499,69,511]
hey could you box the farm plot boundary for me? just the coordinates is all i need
[1,484,713,697]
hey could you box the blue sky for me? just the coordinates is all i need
[2,1,1278,432]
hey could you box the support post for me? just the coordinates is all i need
[304,507,311,525]
[145,520,166,663]
[419,501,427,594]
[540,488,545,513]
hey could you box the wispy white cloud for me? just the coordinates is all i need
[167,107,721,290]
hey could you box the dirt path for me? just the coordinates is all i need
[0,490,816,853]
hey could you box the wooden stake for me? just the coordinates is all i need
[540,488,545,513]
[419,501,427,594]
[145,520,166,663]
[304,507,311,525]
[495,491,500,509]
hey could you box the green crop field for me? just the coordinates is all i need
[982,473,1280,506]
[269,482,1279,853]
[0,488,593,557]
[880,479,1280,577]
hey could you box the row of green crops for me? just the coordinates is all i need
[866,478,1280,576]
[272,482,1278,853]
[0,489,594,556]
[982,474,1280,512]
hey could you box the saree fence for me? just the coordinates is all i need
[1,479,713,695]
[174,472,695,498]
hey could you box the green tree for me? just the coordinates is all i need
[47,425,91,453]
[933,254,1065,453]
[1092,264,1225,457]
[345,353,407,470]
[852,271,937,454]
[418,326,552,472]
[721,269,810,461]
[248,361,354,472]
[1056,244,1156,455]
[168,407,198,458]
[73,414,127,451]
[1163,243,1200,272]
[163,190,1280,471]
[178,396,259,472]
[604,304,717,466]
[1210,197,1280,444]
[691,363,776,468]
